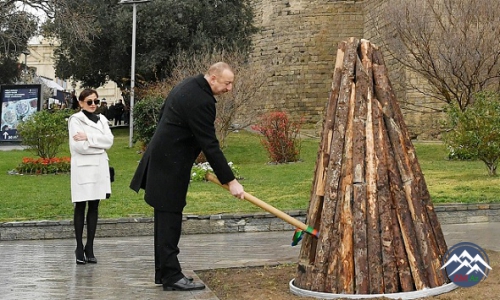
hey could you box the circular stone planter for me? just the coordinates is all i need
[289,279,458,299]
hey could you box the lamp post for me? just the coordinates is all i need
[119,0,151,148]
[22,50,30,83]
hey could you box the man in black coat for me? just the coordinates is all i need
[130,62,245,291]
[114,99,125,125]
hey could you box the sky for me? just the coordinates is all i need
[15,1,47,23]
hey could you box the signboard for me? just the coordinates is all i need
[0,84,42,142]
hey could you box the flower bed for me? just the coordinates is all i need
[16,157,71,175]
[191,162,242,182]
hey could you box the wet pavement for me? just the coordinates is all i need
[0,222,498,299]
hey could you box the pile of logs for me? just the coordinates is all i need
[294,38,449,295]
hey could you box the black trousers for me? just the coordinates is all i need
[154,210,184,285]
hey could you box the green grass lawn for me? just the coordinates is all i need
[1,128,499,222]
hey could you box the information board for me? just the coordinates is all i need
[0,84,42,142]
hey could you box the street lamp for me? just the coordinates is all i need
[22,50,30,83]
[119,0,151,148]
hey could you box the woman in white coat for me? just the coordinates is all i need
[68,89,114,264]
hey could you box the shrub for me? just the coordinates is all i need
[251,111,303,163]
[16,109,69,159]
[133,96,164,149]
[443,91,500,176]
[446,145,475,161]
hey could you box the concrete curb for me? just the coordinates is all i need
[289,280,459,299]
[1,204,499,241]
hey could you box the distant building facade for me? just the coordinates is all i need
[18,36,122,105]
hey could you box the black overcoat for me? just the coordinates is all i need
[130,74,235,212]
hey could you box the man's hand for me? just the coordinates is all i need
[227,179,245,200]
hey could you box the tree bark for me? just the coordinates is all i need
[295,41,346,289]
[352,54,368,294]
[309,37,359,293]
[295,38,449,295]
[373,99,400,293]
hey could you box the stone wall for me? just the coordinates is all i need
[249,0,364,123]
[248,0,445,139]
[1,205,498,241]
[363,0,446,139]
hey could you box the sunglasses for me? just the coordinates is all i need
[84,99,100,106]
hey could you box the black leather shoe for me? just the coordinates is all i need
[163,277,205,291]
[86,257,97,264]
[75,249,86,265]
[155,276,193,284]
[84,247,97,264]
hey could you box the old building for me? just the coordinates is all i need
[18,36,122,106]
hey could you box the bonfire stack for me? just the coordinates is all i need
[294,38,449,294]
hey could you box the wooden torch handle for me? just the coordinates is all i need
[205,173,310,232]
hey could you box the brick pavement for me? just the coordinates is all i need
[0,223,498,299]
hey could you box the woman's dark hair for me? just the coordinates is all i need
[78,89,99,101]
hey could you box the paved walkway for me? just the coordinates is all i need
[0,144,25,151]
[0,222,498,300]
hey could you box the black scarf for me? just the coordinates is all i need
[82,109,99,123]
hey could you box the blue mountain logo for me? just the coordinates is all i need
[441,242,492,288]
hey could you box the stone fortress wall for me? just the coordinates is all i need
[249,0,444,139]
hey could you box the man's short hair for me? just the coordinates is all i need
[206,62,232,77]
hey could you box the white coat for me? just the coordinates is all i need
[68,111,114,202]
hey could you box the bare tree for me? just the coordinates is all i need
[374,0,500,112]
[211,54,271,148]
[1,1,103,85]
[138,49,272,148]
[0,2,37,53]
[2,1,98,48]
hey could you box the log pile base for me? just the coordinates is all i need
[290,280,458,300]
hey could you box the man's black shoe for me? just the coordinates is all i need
[163,277,205,291]
[155,276,193,284]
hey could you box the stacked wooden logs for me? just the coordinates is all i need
[294,38,449,294]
